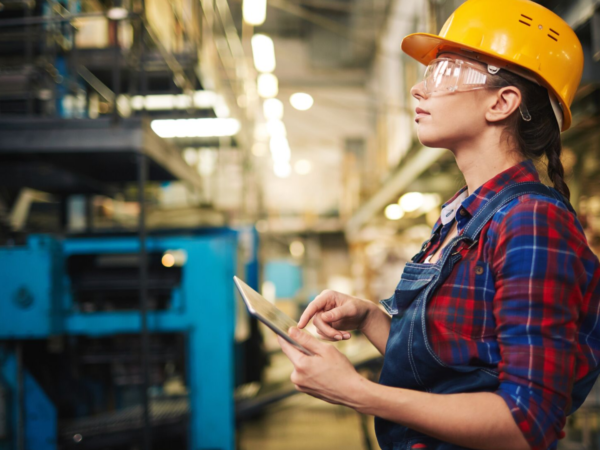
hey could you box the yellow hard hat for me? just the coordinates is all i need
[402,0,584,131]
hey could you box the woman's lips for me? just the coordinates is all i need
[415,108,430,122]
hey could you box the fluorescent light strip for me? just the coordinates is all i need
[251,34,276,73]
[243,0,266,26]
[130,91,229,115]
[257,73,278,98]
[151,118,241,138]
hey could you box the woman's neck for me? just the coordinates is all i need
[452,129,525,197]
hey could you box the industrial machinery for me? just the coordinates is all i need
[0,0,264,445]
[0,226,260,450]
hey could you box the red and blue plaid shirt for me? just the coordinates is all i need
[419,159,600,450]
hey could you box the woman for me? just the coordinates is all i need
[276,1,600,449]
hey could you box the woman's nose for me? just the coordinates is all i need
[411,81,427,101]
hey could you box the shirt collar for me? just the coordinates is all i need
[438,158,540,232]
[440,190,468,225]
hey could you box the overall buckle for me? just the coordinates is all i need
[451,238,478,256]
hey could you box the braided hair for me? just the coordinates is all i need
[488,70,571,201]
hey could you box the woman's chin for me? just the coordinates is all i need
[416,131,444,149]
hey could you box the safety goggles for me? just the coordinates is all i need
[423,57,532,121]
[424,57,492,94]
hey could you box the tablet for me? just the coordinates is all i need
[233,276,315,356]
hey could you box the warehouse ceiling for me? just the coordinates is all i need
[2,0,599,239]
[230,0,600,236]
[227,0,391,220]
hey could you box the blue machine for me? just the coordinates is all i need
[0,227,259,450]
[264,260,303,299]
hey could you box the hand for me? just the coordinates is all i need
[277,327,367,408]
[297,290,375,342]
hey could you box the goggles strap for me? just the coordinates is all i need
[548,93,564,131]
[519,103,532,122]
[487,62,563,131]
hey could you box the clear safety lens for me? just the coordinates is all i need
[423,58,489,95]
[422,57,534,124]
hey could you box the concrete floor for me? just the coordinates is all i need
[238,393,379,450]
[236,329,382,450]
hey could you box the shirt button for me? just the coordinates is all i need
[475,265,484,275]
[459,208,468,217]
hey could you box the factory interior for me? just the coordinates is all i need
[1,0,600,449]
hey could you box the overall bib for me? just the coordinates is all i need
[374,182,596,450]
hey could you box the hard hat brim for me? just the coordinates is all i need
[401,32,571,131]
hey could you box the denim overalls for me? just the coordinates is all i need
[374,182,598,450]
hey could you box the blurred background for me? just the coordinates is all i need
[0,0,599,449]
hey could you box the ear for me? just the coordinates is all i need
[485,86,522,124]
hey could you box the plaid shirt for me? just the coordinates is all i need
[419,159,600,450]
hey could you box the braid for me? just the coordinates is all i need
[545,140,571,201]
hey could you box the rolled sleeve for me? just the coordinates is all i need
[491,199,583,450]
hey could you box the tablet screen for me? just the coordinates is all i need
[234,276,314,356]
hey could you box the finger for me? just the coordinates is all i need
[277,335,305,366]
[321,302,354,325]
[314,317,351,340]
[313,313,344,340]
[316,328,337,342]
[289,327,324,354]
[298,291,336,328]
[298,298,324,328]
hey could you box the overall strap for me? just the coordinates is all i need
[461,182,576,243]
[410,222,443,262]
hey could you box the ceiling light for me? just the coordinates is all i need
[294,159,311,175]
[273,161,291,178]
[151,118,240,138]
[399,192,424,212]
[251,34,276,73]
[162,249,187,267]
[193,91,219,108]
[290,93,314,111]
[243,0,266,26]
[130,96,144,110]
[385,204,405,220]
[107,6,128,20]
[182,148,198,166]
[266,119,286,137]
[143,95,176,110]
[263,98,283,120]
[269,136,291,162]
[129,91,219,111]
[290,240,305,258]
[162,253,175,268]
[257,73,278,98]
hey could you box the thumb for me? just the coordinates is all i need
[289,327,324,354]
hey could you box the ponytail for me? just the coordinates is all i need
[489,70,571,201]
[545,140,571,201]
